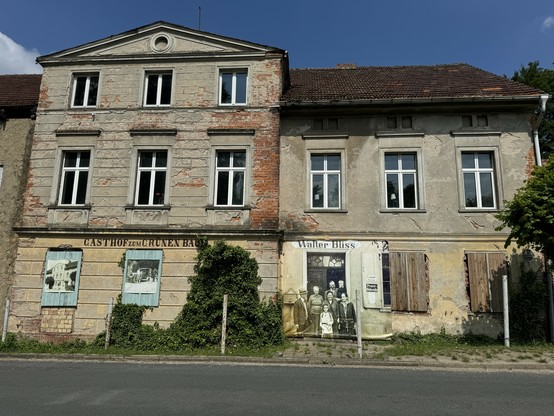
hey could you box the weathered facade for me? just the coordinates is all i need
[278,65,546,338]
[6,23,548,342]
[0,75,41,332]
[9,22,286,341]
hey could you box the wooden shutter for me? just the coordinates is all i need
[466,252,507,313]
[122,249,163,306]
[41,250,83,307]
[390,252,428,312]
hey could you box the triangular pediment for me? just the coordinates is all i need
[38,21,284,64]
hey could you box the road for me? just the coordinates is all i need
[1,359,552,415]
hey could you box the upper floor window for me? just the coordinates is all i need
[313,118,339,130]
[71,74,99,107]
[387,116,412,130]
[144,72,172,107]
[215,150,246,206]
[385,153,418,209]
[462,115,488,128]
[461,152,496,209]
[219,70,247,105]
[311,153,341,209]
[59,151,90,206]
[135,150,167,206]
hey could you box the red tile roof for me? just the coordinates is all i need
[0,74,42,108]
[282,64,544,103]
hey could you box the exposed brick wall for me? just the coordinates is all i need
[40,308,75,334]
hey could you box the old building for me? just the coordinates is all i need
[8,22,287,341]
[0,74,41,333]
[278,64,547,338]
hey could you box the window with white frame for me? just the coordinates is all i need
[461,151,496,209]
[71,73,99,107]
[215,150,246,206]
[59,151,90,206]
[219,70,247,105]
[135,150,167,206]
[41,249,83,307]
[311,153,341,209]
[144,72,172,106]
[385,153,418,209]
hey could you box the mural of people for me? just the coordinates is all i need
[292,289,310,335]
[336,280,347,300]
[307,285,324,336]
[324,290,339,336]
[320,304,334,338]
[337,293,356,337]
[325,280,338,299]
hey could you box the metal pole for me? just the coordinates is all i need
[502,275,510,347]
[355,290,362,358]
[221,294,228,355]
[104,297,114,350]
[2,299,10,342]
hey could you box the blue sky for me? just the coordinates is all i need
[1,0,553,76]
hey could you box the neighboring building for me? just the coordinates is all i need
[0,74,41,333]
[279,64,546,338]
[9,22,287,341]
[6,23,548,342]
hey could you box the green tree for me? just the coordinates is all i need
[171,238,285,348]
[495,156,554,258]
[512,61,554,157]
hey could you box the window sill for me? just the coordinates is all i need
[48,204,91,210]
[451,129,502,137]
[380,209,426,214]
[304,209,348,214]
[376,130,425,138]
[206,205,251,211]
[125,205,171,211]
[458,208,499,213]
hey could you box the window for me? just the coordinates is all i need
[135,150,167,206]
[313,118,339,130]
[215,150,246,206]
[386,116,412,130]
[41,249,83,307]
[462,115,488,128]
[311,154,341,209]
[219,70,247,105]
[144,72,172,106]
[385,153,417,209]
[383,252,428,312]
[461,152,496,209]
[122,249,163,306]
[59,151,90,206]
[466,252,506,313]
[71,74,99,107]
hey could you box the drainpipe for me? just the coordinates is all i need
[534,94,549,166]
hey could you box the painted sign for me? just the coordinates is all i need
[292,240,361,249]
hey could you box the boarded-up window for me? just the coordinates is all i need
[41,249,83,307]
[466,252,506,313]
[389,252,428,312]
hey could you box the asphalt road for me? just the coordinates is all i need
[1,359,553,416]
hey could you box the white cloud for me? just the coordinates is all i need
[0,32,42,74]
[542,16,554,32]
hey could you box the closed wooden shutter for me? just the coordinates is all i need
[390,252,428,312]
[466,252,507,313]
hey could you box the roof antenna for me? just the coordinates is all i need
[198,6,202,30]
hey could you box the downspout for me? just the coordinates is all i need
[534,94,549,166]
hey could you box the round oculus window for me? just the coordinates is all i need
[150,34,173,52]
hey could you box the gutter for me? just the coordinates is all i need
[534,94,549,166]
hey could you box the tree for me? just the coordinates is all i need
[512,61,554,158]
[495,156,554,258]
[171,238,285,348]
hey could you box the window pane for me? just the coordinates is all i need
[385,154,398,171]
[326,154,340,171]
[477,115,488,127]
[462,153,475,169]
[139,152,153,167]
[79,151,90,168]
[87,76,99,106]
[387,175,399,208]
[75,171,88,204]
[401,154,416,170]
[403,174,416,208]
[401,116,412,129]
[311,155,324,171]
[153,172,165,204]
[155,151,167,167]
[462,116,472,127]
[464,173,477,207]
[477,153,492,169]
[327,174,340,208]
[137,172,152,205]
[64,152,78,168]
[312,175,324,207]
[232,171,244,205]
[73,77,86,106]
[160,74,172,105]
[217,151,230,167]
[233,151,246,167]
[216,171,229,205]
[235,72,247,104]
[386,117,397,129]
[61,172,76,204]
[220,73,233,104]
[480,173,494,207]
[145,76,159,105]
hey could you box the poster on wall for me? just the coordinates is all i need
[121,249,163,306]
[41,250,83,307]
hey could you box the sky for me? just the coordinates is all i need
[1,0,553,77]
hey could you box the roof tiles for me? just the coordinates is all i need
[0,74,42,108]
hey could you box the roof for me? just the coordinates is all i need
[281,64,544,103]
[0,74,41,108]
